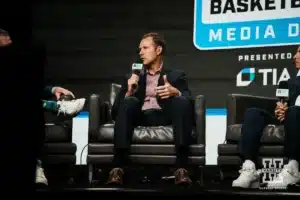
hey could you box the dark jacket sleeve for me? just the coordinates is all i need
[43,86,54,99]
[111,74,130,120]
[172,70,191,98]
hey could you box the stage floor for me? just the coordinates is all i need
[37,165,300,198]
[36,185,300,198]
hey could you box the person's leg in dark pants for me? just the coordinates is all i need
[240,108,279,162]
[233,108,279,188]
[267,106,300,187]
[165,96,193,184]
[283,106,300,162]
[108,97,141,184]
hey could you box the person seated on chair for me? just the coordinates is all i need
[36,86,86,186]
[107,32,194,185]
[232,45,300,189]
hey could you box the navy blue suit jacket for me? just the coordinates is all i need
[111,67,191,120]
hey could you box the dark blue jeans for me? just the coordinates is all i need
[240,106,300,163]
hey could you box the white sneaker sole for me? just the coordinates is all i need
[232,180,260,188]
[36,177,48,185]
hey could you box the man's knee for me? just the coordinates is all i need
[172,96,191,108]
[123,96,140,105]
[113,96,140,120]
[285,106,300,120]
[120,96,140,112]
[244,108,263,119]
[170,96,193,117]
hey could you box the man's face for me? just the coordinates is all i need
[294,46,300,69]
[0,35,12,47]
[139,37,161,66]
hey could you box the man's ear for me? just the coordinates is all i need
[156,45,162,55]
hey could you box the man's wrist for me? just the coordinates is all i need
[173,88,181,96]
[125,91,132,97]
[51,86,59,94]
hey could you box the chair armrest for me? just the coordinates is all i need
[194,95,206,145]
[226,93,277,126]
[88,94,101,142]
[88,94,112,142]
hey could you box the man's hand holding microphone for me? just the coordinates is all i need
[274,102,288,122]
[274,81,289,122]
[125,73,139,97]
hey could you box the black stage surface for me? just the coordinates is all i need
[36,185,300,198]
[36,165,300,198]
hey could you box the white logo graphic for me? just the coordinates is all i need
[276,89,289,98]
[236,67,291,87]
[259,158,284,183]
[236,67,255,87]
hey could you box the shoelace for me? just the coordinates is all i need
[238,167,254,174]
[109,168,123,179]
[174,168,188,178]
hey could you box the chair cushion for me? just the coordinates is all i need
[218,143,284,156]
[43,143,77,154]
[226,124,285,144]
[87,154,205,165]
[45,123,71,142]
[217,155,288,167]
[95,124,196,144]
[88,143,205,156]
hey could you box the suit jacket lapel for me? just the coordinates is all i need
[157,67,169,87]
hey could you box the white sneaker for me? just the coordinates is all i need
[267,160,300,188]
[35,165,48,185]
[57,98,86,116]
[232,160,260,188]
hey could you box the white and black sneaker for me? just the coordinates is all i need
[57,98,86,116]
[267,160,300,189]
[232,160,260,188]
[35,165,48,186]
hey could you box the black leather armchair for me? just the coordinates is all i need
[42,113,77,184]
[87,83,206,184]
[217,94,287,180]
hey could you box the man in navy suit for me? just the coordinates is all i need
[108,32,193,185]
[232,45,300,189]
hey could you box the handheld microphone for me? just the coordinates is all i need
[276,81,289,103]
[131,63,143,89]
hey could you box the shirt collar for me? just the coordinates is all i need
[146,62,163,75]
